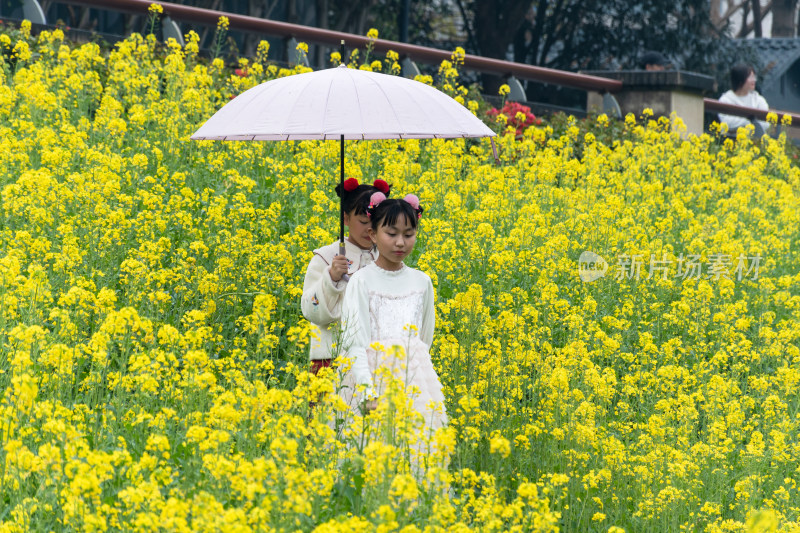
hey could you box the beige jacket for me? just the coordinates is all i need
[301,240,377,360]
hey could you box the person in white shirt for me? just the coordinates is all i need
[301,178,390,374]
[718,64,770,135]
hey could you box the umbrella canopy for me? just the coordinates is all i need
[190,64,496,141]
[191,63,496,268]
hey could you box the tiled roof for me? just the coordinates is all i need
[737,38,800,89]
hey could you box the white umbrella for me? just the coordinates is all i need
[191,63,496,258]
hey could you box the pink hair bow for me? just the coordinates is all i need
[367,192,386,217]
[403,194,420,209]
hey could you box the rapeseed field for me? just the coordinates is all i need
[1,18,800,532]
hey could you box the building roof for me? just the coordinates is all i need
[740,38,800,90]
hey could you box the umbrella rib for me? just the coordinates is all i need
[366,73,406,138]
[374,73,472,139]
[320,70,339,139]
[401,79,494,138]
[420,85,471,138]
[213,87,263,133]
[350,69,367,140]
[248,70,326,139]
[279,72,322,137]
[230,78,296,136]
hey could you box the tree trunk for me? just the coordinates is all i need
[316,0,329,29]
[315,0,329,67]
[472,0,532,94]
[772,0,797,36]
[751,0,763,36]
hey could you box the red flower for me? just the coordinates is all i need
[487,101,540,137]
[235,68,248,77]
[373,179,390,194]
[343,177,359,191]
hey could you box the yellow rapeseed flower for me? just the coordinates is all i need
[489,432,511,458]
[1,28,799,533]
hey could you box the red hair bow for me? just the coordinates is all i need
[343,178,359,192]
[373,179,390,194]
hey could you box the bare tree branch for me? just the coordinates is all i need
[453,0,479,54]
[713,0,749,28]
[738,0,773,36]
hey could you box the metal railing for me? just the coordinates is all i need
[56,0,623,93]
[705,98,800,126]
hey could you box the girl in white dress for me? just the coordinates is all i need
[338,192,447,443]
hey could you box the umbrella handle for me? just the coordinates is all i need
[339,243,350,282]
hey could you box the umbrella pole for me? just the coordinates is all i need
[338,41,346,249]
[339,134,349,281]
[338,40,350,281]
[339,134,345,247]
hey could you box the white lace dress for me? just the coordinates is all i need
[338,262,447,437]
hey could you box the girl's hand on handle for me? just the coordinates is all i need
[329,254,349,282]
[339,243,350,282]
